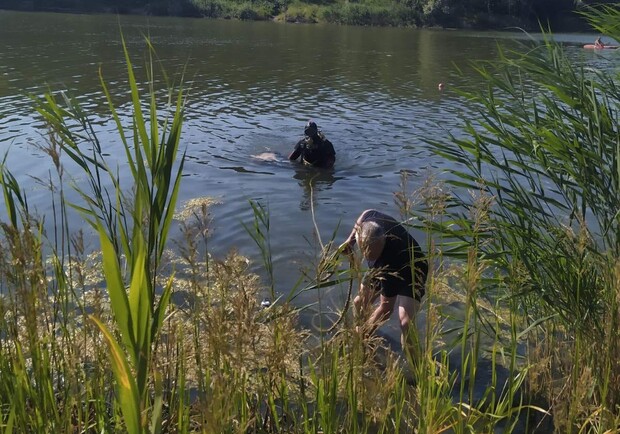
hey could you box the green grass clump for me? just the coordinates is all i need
[320,3,416,26]
[191,0,276,20]
[275,2,321,23]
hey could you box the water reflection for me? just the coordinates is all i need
[292,164,343,211]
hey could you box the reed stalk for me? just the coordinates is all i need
[412,5,620,432]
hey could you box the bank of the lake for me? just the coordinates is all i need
[0,0,608,31]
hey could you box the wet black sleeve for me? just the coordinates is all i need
[324,139,335,156]
[288,140,304,161]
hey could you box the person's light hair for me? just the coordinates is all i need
[356,221,385,260]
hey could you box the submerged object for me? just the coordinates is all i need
[252,152,280,162]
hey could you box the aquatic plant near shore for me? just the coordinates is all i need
[413,5,620,432]
[33,34,186,432]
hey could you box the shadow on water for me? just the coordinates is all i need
[291,164,344,211]
[247,149,345,211]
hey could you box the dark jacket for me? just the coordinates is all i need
[359,210,427,300]
[289,134,336,168]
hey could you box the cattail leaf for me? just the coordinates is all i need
[97,221,135,359]
[128,232,150,360]
[120,32,151,164]
[90,316,142,434]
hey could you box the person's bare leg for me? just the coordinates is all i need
[398,296,421,355]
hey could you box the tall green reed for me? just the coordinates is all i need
[33,34,185,433]
[411,5,620,432]
[397,174,535,433]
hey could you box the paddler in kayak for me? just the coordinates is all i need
[288,120,336,169]
[595,37,605,49]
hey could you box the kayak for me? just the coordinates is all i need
[583,44,620,50]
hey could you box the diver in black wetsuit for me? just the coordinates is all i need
[288,121,336,169]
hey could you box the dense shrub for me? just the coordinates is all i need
[321,3,416,26]
[277,2,320,22]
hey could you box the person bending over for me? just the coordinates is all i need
[340,209,428,353]
[288,120,336,169]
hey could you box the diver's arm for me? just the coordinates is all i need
[288,141,303,161]
[322,139,336,168]
[324,155,335,168]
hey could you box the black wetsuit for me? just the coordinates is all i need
[360,210,428,301]
[293,135,336,168]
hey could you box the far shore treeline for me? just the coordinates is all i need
[0,0,617,30]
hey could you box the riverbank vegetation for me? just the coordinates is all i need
[1,5,620,433]
[1,0,617,30]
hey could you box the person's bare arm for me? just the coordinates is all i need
[339,209,372,254]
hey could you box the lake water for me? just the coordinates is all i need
[0,10,611,341]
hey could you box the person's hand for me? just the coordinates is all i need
[339,241,354,257]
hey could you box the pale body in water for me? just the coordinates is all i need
[252,151,281,162]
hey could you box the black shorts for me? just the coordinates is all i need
[363,266,426,302]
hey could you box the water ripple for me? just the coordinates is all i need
[2,10,610,301]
